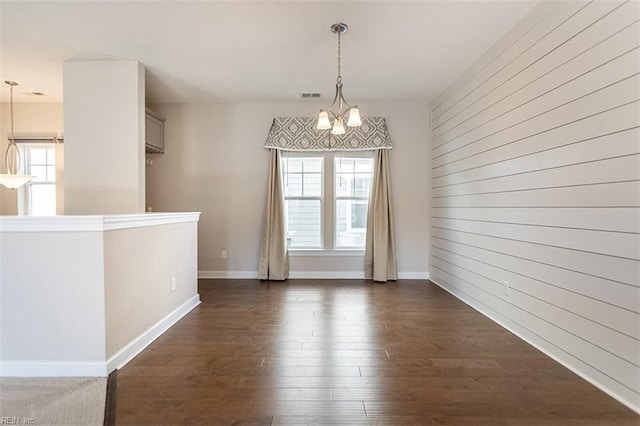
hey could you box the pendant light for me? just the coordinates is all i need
[0,81,33,189]
[317,23,362,135]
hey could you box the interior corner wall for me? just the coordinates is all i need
[104,222,198,359]
[429,0,639,412]
[0,102,64,215]
[63,60,145,215]
[145,101,430,278]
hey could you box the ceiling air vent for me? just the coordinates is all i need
[301,93,321,99]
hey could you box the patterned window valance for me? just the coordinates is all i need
[264,116,392,151]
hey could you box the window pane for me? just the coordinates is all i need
[21,144,57,216]
[304,158,322,173]
[335,157,373,198]
[354,176,371,197]
[29,148,47,165]
[30,184,56,216]
[334,155,373,248]
[354,159,372,173]
[285,199,321,248]
[283,156,323,198]
[30,165,47,182]
[336,199,368,248]
[303,172,322,197]
[335,157,354,173]
[46,165,56,182]
[335,175,349,197]
[284,174,303,197]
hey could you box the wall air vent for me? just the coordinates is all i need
[301,93,321,99]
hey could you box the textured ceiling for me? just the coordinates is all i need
[0,0,539,103]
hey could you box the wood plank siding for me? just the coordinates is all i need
[429,0,640,412]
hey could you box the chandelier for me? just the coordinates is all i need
[0,81,33,189]
[316,23,362,135]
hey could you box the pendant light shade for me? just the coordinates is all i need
[347,106,362,127]
[0,81,33,190]
[0,173,34,190]
[317,111,331,130]
[331,119,345,135]
[316,23,363,133]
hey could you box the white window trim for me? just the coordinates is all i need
[17,143,58,216]
[333,151,373,249]
[288,249,365,257]
[283,150,373,254]
[283,151,324,249]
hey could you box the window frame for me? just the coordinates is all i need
[282,151,325,249]
[17,142,58,216]
[283,150,373,254]
[333,152,373,249]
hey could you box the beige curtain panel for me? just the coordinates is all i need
[365,149,397,282]
[258,149,289,280]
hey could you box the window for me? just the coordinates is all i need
[282,150,373,250]
[335,155,372,247]
[282,152,323,248]
[20,144,57,216]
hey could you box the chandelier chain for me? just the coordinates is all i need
[5,81,21,175]
[9,83,14,144]
[336,25,342,84]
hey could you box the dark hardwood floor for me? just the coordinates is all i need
[115,279,638,425]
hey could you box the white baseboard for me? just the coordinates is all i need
[289,271,365,279]
[398,272,429,280]
[0,295,201,378]
[199,271,429,280]
[199,270,259,279]
[106,294,200,373]
[0,361,107,377]
[429,278,640,415]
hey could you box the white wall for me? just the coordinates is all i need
[145,101,430,278]
[104,221,198,358]
[63,60,145,214]
[429,0,639,412]
[0,213,201,376]
[0,231,107,374]
[0,102,64,215]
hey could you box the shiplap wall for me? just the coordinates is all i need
[429,0,639,412]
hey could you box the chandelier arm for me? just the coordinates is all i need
[5,142,20,175]
[326,83,341,112]
[5,143,12,174]
[338,87,352,110]
[337,87,344,119]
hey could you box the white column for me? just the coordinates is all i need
[63,60,145,214]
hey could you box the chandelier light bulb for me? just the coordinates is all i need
[331,119,346,135]
[347,106,362,127]
[317,111,331,130]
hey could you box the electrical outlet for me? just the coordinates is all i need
[503,281,510,296]
[171,277,176,291]
[221,250,227,259]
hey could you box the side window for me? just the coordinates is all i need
[21,144,57,216]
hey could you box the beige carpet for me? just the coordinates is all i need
[0,377,106,426]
